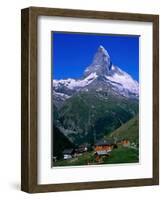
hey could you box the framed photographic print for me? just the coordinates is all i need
[21,7,159,193]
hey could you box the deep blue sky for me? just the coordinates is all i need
[52,32,139,81]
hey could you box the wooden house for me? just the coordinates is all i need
[121,138,130,147]
[94,139,114,156]
[114,137,130,147]
[63,148,74,160]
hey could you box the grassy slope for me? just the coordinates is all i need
[106,114,139,144]
[103,147,139,164]
[53,147,139,167]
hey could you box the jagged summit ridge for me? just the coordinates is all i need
[84,45,112,77]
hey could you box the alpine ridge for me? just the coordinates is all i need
[53,45,139,107]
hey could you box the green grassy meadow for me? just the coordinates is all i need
[53,146,139,167]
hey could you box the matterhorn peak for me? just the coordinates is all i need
[84,45,112,77]
[92,45,111,66]
[98,45,109,57]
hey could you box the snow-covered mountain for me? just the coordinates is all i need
[53,45,139,145]
[53,45,139,107]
